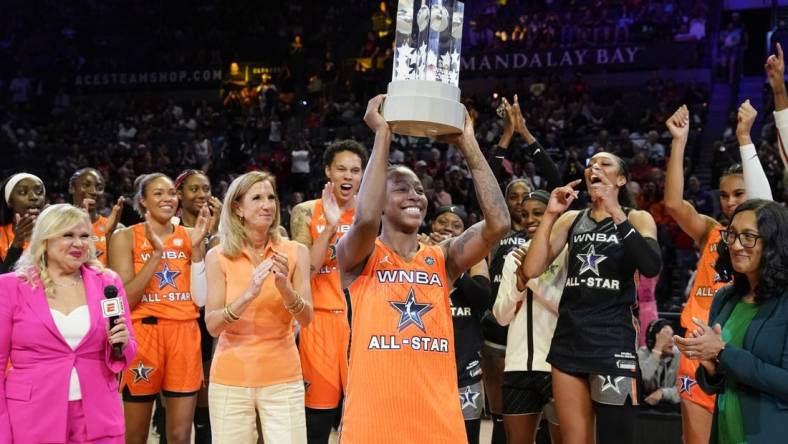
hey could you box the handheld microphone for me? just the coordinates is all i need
[100,285,125,357]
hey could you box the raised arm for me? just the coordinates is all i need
[513,95,562,190]
[108,224,162,308]
[486,98,516,186]
[663,105,717,246]
[337,95,390,285]
[736,100,773,200]
[767,42,788,112]
[767,43,788,168]
[440,114,511,282]
[522,182,580,279]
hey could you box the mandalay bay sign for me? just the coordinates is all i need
[460,43,699,74]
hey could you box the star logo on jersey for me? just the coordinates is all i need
[577,244,607,276]
[459,386,480,409]
[329,244,337,261]
[425,256,436,266]
[598,375,624,394]
[154,263,181,290]
[390,288,433,333]
[679,376,697,395]
[130,361,154,383]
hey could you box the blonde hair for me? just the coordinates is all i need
[14,204,102,297]
[219,171,281,257]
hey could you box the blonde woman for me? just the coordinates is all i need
[0,204,136,443]
[205,171,312,443]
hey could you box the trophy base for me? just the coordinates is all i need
[383,80,465,138]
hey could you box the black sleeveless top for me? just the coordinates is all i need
[547,209,639,377]
[450,273,486,386]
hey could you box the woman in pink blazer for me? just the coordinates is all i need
[0,203,136,443]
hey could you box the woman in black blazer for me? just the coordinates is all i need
[676,199,788,444]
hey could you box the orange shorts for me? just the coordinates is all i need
[121,317,203,398]
[677,349,716,413]
[299,310,349,409]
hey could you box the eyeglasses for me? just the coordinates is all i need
[720,230,762,248]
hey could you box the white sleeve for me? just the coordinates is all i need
[739,143,774,201]
[492,252,525,326]
[191,260,207,307]
[774,109,788,170]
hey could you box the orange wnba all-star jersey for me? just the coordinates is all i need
[309,199,355,310]
[680,228,727,329]
[92,215,110,265]
[340,239,466,444]
[0,224,14,261]
[131,223,197,321]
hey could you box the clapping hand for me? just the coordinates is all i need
[674,317,725,362]
[143,212,164,253]
[321,183,341,227]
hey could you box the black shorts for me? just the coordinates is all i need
[501,371,552,415]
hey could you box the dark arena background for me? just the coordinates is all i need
[1,1,787,443]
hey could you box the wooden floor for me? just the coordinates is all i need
[146,418,494,443]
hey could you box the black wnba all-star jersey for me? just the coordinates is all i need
[481,229,529,345]
[547,209,639,377]
[451,273,486,386]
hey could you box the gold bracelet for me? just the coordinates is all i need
[285,293,303,311]
[222,309,234,324]
[289,299,307,315]
[224,305,241,321]
[285,294,305,314]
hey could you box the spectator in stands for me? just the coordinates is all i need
[638,319,680,407]
[615,5,635,43]
[290,140,312,195]
[718,19,743,83]
[429,178,453,211]
[677,199,788,443]
[684,175,714,216]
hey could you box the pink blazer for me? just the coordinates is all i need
[0,265,137,443]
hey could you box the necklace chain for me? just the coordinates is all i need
[52,275,82,288]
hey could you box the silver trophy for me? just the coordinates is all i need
[383,0,465,137]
